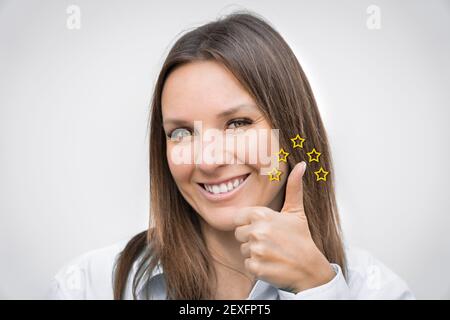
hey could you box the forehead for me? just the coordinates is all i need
[161,60,255,117]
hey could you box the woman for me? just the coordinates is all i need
[49,12,414,300]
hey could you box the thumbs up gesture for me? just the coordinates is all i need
[233,162,335,293]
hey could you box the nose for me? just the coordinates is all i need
[194,129,231,175]
[195,161,226,175]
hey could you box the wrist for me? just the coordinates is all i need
[292,254,335,293]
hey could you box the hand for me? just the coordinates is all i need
[233,162,336,293]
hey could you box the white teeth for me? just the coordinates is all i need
[203,175,248,194]
[219,183,228,193]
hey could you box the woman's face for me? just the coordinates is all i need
[162,60,288,231]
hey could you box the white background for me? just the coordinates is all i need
[0,0,449,299]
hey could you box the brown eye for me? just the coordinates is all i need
[227,118,252,130]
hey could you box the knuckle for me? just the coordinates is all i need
[260,208,273,220]
[245,258,263,277]
[250,223,272,241]
[250,242,267,257]
[250,229,265,241]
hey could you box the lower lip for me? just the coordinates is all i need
[196,174,251,202]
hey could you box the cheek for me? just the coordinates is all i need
[255,162,289,193]
[166,144,194,186]
[247,125,287,201]
[230,130,275,170]
[259,165,288,210]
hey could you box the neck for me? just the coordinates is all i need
[201,222,249,272]
[200,221,256,291]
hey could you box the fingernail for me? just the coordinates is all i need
[302,161,307,173]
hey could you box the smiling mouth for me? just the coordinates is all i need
[199,173,250,195]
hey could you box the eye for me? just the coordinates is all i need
[168,128,192,141]
[227,118,253,130]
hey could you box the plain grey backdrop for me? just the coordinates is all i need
[0,0,449,299]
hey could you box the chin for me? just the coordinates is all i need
[199,207,239,232]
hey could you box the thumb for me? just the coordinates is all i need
[281,161,307,215]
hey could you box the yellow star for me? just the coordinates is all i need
[307,148,321,162]
[290,134,306,149]
[268,167,282,181]
[277,148,289,162]
[314,167,329,181]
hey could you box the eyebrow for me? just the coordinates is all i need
[163,103,256,126]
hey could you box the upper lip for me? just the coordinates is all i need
[198,173,250,186]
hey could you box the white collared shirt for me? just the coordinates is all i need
[47,240,415,299]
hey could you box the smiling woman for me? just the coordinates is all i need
[161,60,289,235]
[48,11,414,300]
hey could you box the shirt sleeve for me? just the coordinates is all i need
[277,248,416,300]
[278,264,352,300]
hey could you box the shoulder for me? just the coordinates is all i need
[343,246,415,299]
[47,239,130,300]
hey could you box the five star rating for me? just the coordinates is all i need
[269,134,330,182]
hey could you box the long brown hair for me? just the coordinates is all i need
[113,11,346,300]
